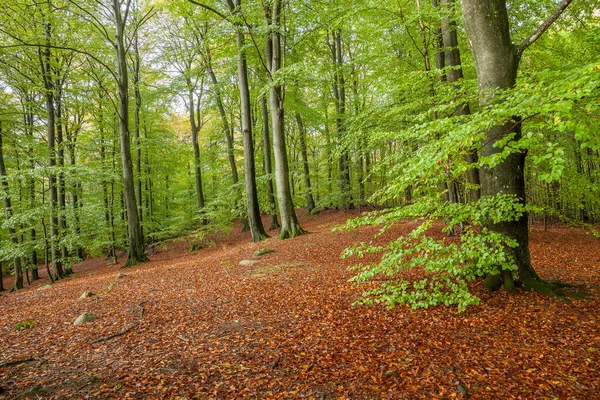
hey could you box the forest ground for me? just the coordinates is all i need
[0,209,598,400]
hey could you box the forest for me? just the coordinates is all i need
[0,0,599,398]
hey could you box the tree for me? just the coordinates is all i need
[461,0,574,294]
[110,0,148,267]
[265,0,305,239]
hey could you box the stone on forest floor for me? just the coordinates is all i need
[239,259,261,267]
[73,312,97,326]
[80,291,95,299]
[117,273,127,279]
[253,248,275,257]
[37,285,52,291]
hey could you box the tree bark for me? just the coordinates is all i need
[232,0,268,242]
[0,123,23,290]
[461,0,572,294]
[295,113,315,212]
[112,0,148,267]
[39,14,63,279]
[261,96,279,230]
[440,0,480,202]
[330,31,353,209]
[188,81,206,211]
[266,0,304,239]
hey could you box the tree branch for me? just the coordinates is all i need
[187,0,231,22]
[517,0,574,57]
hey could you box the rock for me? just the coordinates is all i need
[456,384,469,397]
[239,259,261,266]
[73,312,97,326]
[37,284,52,291]
[80,291,95,299]
[117,273,127,279]
[253,248,275,257]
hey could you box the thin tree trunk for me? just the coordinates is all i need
[55,86,71,273]
[188,82,206,211]
[133,33,144,238]
[261,96,279,230]
[232,0,268,242]
[330,31,353,209]
[0,123,23,291]
[295,113,315,212]
[441,0,480,202]
[39,17,63,279]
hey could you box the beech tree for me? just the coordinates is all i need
[461,0,574,294]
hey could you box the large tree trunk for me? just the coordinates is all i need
[113,0,148,267]
[0,123,23,291]
[232,0,268,242]
[261,96,280,230]
[267,0,304,239]
[461,0,571,294]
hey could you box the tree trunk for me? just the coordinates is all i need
[205,53,248,231]
[261,96,280,230]
[188,83,206,211]
[233,0,268,242]
[295,113,315,212]
[54,86,71,273]
[0,123,23,291]
[133,34,144,237]
[24,98,39,279]
[267,0,304,239]
[461,0,570,294]
[441,0,480,202]
[330,31,353,209]
[40,30,63,279]
[113,0,148,267]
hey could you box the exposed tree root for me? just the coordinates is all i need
[0,357,36,368]
[91,324,138,344]
[121,254,149,269]
[278,225,307,240]
[15,387,56,399]
[485,268,588,300]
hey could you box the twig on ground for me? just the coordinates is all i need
[91,324,138,344]
[0,357,36,368]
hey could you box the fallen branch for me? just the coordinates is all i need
[0,357,36,368]
[15,386,56,399]
[136,301,148,319]
[91,324,138,344]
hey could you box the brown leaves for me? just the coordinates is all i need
[0,210,598,399]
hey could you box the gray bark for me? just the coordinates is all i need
[112,0,148,267]
[461,0,573,293]
[266,0,304,239]
[0,123,23,290]
[261,96,279,230]
[232,0,268,242]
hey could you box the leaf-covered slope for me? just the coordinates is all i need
[0,210,598,399]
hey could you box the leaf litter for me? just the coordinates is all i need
[0,209,598,399]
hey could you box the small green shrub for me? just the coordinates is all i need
[15,319,37,331]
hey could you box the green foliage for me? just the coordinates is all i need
[14,319,36,331]
[344,195,529,311]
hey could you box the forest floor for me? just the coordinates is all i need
[0,209,599,399]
